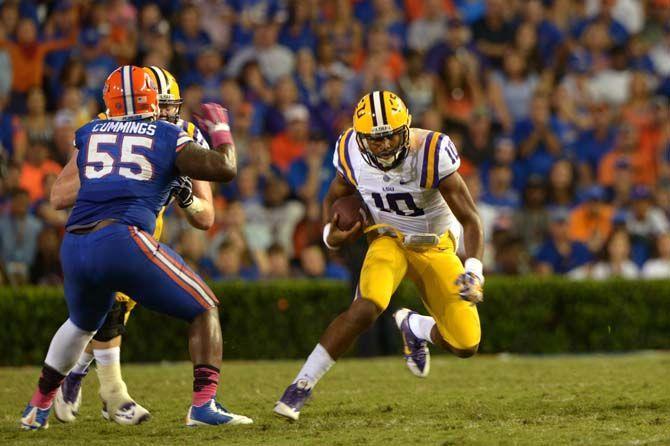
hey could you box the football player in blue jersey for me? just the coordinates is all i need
[20,66,252,430]
[51,66,215,426]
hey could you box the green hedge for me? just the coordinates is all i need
[1,278,669,365]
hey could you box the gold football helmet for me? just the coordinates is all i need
[352,91,412,171]
[143,66,183,123]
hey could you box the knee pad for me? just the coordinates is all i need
[93,301,127,342]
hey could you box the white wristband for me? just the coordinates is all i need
[184,196,204,216]
[464,258,484,283]
[322,223,340,250]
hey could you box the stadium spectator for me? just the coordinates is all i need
[435,50,484,128]
[311,73,351,143]
[471,0,514,69]
[0,94,25,162]
[568,185,614,253]
[576,101,617,185]
[265,242,291,279]
[293,48,322,107]
[227,21,295,84]
[481,163,520,213]
[21,88,53,146]
[34,173,68,228]
[599,123,654,187]
[570,228,639,280]
[514,93,563,179]
[182,47,225,103]
[460,107,495,167]
[397,50,435,118]
[279,0,316,52]
[30,226,62,285]
[264,75,300,135]
[18,140,61,203]
[172,4,212,67]
[173,226,210,274]
[515,174,550,253]
[0,17,77,113]
[406,0,449,52]
[534,208,593,275]
[270,104,310,172]
[213,238,258,280]
[488,48,539,132]
[0,188,42,284]
[626,185,670,238]
[546,159,577,209]
[298,244,349,280]
[641,232,670,278]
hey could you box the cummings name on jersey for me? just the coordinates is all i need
[92,121,157,136]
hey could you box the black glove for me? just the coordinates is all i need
[172,176,194,208]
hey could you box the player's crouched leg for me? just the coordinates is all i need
[432,312,481,359]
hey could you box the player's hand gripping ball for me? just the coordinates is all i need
[326,194,368,247]
[331,194,368,231]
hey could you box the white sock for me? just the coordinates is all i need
[94,347,131,410]
[292,344,335,388]
[93,347,120,366]
[45,319,96,374]
[71,351,94,374]
[408,313,436,344]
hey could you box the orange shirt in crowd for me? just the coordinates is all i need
[404,0,455,21]
[597,149,655,187]
[0,33,77,94]
[19,160,62,202]
[568,204,614,243]
[270,133,307,172]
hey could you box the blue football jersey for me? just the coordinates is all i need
[66,119,193,234]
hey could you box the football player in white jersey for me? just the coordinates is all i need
[274,91,484,421]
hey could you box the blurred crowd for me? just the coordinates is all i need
[0,0,669,286]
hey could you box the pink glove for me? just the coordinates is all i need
[194,103,234,147]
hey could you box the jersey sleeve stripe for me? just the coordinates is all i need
[420,131,435,188]
[425,132,441,189]
[432,133,445,188]
[338,128,357,186]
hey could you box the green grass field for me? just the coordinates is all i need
[1,353,669,445]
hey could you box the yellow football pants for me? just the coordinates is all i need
[358,233,481,350]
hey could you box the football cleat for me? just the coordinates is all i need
[54,372,85,423]
[273,380,312,421]
[186,399,253,427]
[102,400,151,425]
[394,308,430,378]
[20,404,50,430]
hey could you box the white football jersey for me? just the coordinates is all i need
[333,127,462,240]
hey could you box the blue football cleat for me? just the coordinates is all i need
[273,380,312,421]
[185,399,252,427]
[20,404,51,430]
[394,308,430,378]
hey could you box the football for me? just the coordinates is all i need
[331,194,368,231]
